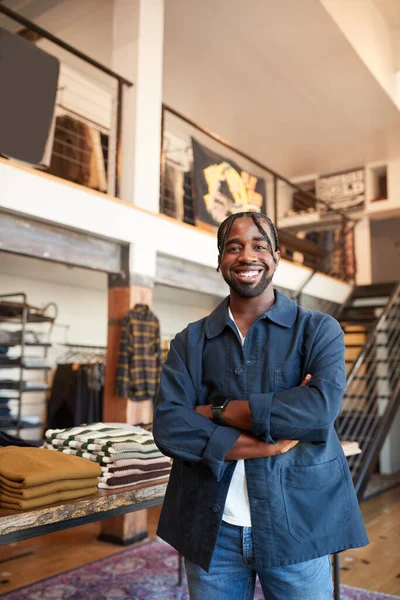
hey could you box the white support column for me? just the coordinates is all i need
[112,0,164,210]
[354,217,372,285]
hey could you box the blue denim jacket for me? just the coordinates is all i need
[153,290,368,571]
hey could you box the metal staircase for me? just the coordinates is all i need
[335,282,400,498]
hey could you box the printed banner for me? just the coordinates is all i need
[191,138,267,228]
[316,169,365,214]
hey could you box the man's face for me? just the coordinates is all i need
[218,218,280,298]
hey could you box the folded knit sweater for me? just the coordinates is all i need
[0,446,101,487]
[0,477,99,499]
[0,486,98,510]
[45,424,158,455]
[43,445,161,464]
[98,471,168,490]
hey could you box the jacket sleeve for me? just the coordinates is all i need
[249,315,346,443]
[115,315,132,399]
[153,331,241,481]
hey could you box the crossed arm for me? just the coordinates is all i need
[195,375,312,460]
[153,316,346,478]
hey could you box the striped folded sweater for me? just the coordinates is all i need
[44,423,171,489]
[45,424,161,456]
[98,471,168,490]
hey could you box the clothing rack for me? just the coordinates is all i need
[47,344,106,429]
[56,343,106,366]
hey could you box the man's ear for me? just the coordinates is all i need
[274,250,281,268]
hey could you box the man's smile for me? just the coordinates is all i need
[232,266,264,284]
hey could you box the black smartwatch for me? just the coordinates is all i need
[211,398,230,425]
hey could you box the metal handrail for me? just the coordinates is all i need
[344,283,400,390]
[0,3,133,197]
[162,103,356,224]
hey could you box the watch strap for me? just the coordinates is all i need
[211,398,230,425]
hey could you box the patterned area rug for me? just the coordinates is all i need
[1,539,398,600]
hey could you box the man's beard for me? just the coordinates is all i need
[222,267,274,298]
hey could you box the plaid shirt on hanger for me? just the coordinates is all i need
[116,304,161,403]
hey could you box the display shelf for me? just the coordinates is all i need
[0,293,56,436]
[0,382,49,392]
[3,342,52,348]
[0,419,44,430]
[0,362,51,370]
[0,300,56,324]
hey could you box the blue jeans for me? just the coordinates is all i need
[185,521,333,600]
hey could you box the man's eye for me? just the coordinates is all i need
[255,245,267,251]
[228,246,241,252]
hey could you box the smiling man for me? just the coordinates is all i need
[153,212,368,600]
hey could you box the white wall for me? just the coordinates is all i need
[371,218,400,282]
[321,0,396,101]
[153,284,220,339]
[32,0,115,71]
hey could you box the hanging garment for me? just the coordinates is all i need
[161,162,185,221]
[183,170,195,225]
[46,362,104,429]
[87,127,108,192]
[115,304,161,404]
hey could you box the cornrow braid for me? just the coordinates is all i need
[217,212,279,271]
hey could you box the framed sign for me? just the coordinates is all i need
[316,168,365,214]
[191,138,266,229]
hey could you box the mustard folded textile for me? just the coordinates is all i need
[0,446,102,487]
[0,485,98,510]
[0,477,99,499]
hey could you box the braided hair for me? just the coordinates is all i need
[217,212,279,271]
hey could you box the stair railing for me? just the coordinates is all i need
[336,283,400,497]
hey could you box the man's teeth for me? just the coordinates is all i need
[237,271,259,278]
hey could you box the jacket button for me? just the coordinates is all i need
[234,367,243,375]
[213,504,221,513]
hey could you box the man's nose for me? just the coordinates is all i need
[239,244,257,262]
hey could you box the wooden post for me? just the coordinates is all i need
[99,246,154,545]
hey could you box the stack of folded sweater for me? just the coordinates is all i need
[0,446,101,510]
[44,423,171,490]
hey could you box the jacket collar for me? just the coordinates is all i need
[205,289,297,339]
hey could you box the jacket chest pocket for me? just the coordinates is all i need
[280,457,352,543]
[274,368,302,392]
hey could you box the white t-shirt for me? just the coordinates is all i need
[222,309,252,527]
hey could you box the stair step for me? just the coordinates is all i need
[343,393,390,400]
[352,283,397,299]
[351,298,389,309]
[341,316,378,323]
[345,359,397,364]
[351,375,390,381]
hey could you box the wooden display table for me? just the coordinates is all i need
[0,478,169,546]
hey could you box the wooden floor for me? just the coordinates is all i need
[0,487,399,596]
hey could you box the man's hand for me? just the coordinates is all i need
[225,434,299,460]
[301,374,312,386]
